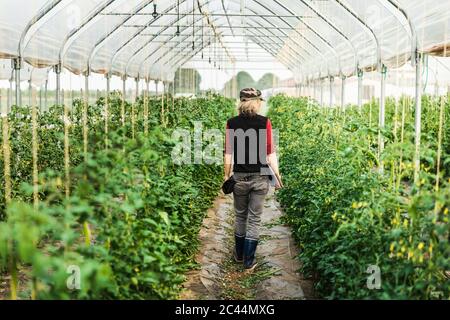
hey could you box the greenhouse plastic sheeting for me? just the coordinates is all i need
[0,0,448,81]
[0,59,49,86]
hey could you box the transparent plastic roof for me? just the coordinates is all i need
[0,0,448,84]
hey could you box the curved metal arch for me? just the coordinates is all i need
[243,10,315,59]
[143,12,306,77]
[253,0,338,56]
[382,0,417,65]
[334,0,381,70]
[19,0,63,57]
[135,16,220,78]
[277,7,341,71]
[249,0,338,75]
[124,1,215,77]
[247,36,298,71]
[295,0,358,70]
[85,0,155,74]
[243,21,306,65]
[60,0,115,64]
[258,42,298,72]
[242,13,311,61]
[270,0,344,74]
[159,34,206,68]
[168,39,210,72]
[248,1,320,60]
[147,24,221,70]
[109,0,197,75]
[221,0,235,37]
[136,24,215,78]
[244,3,333,76]
[376,0,412,40]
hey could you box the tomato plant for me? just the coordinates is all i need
[268,94,450,299]
[0,92,235,299]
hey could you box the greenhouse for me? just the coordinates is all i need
[0,0,449,302]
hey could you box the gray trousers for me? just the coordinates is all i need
[233,173,270,241]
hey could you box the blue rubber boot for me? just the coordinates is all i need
[234,234,245,263]
[243,239,259,271]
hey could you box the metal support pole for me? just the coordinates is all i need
[12,58,22,106]
[313,80,317,101]
[84,72,89,106]
[357,68,363,111]
[39,86,43,111]
[106,74,111,98]
[122,76,126,101]
[54,63,62,106]
[341,76,346,111]
[379,64,387,168]
[44,80,48,111]
[414,53,423,183]
[8,77,12,113]
[105,74,110,148]
[28,80,32,106]
[121,76,127,127]
[135,77,139,101]
[320,79,324,107]
[329,76,334,107]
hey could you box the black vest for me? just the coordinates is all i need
[226,114,269,173]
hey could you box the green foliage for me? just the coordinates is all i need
[170,68,202,95]
[223,72,280,98]
[268,94,450,299]
[256,73,280,91]
[0,92,235,299]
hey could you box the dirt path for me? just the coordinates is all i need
[179,190,315,300]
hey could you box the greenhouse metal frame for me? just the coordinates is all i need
[0,0,449,179]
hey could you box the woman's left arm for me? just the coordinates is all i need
[224,122,233,180]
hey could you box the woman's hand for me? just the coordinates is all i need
[275,173,284,190]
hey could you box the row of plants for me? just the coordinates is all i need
[268,94,450,299]
[0,92,235,299]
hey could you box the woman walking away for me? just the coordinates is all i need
[224,88,283,272]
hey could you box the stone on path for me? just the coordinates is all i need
[179,189,314,300]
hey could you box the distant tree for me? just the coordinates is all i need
[257,73,279,90]
[222,71,256,98]
[170,68,201,95]
[236,71,256,90]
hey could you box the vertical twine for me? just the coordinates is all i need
[2,116,11,204]
[83,88,88,162]
[172,81,175,111]
[132,102,135,140]
[396,96,407,191]
[82,79,91,246]
[144,83,149,136]
[31,89,39,209]
[105,88,109,150]
[161,83,165,127]
[132,83,135,140]
[435,96,444,193]
[121,85,125,127]
[64,99,70,199]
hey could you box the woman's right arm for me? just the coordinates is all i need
[224,121,233,180]
[267,153,283,189]
[266,119,283,189]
